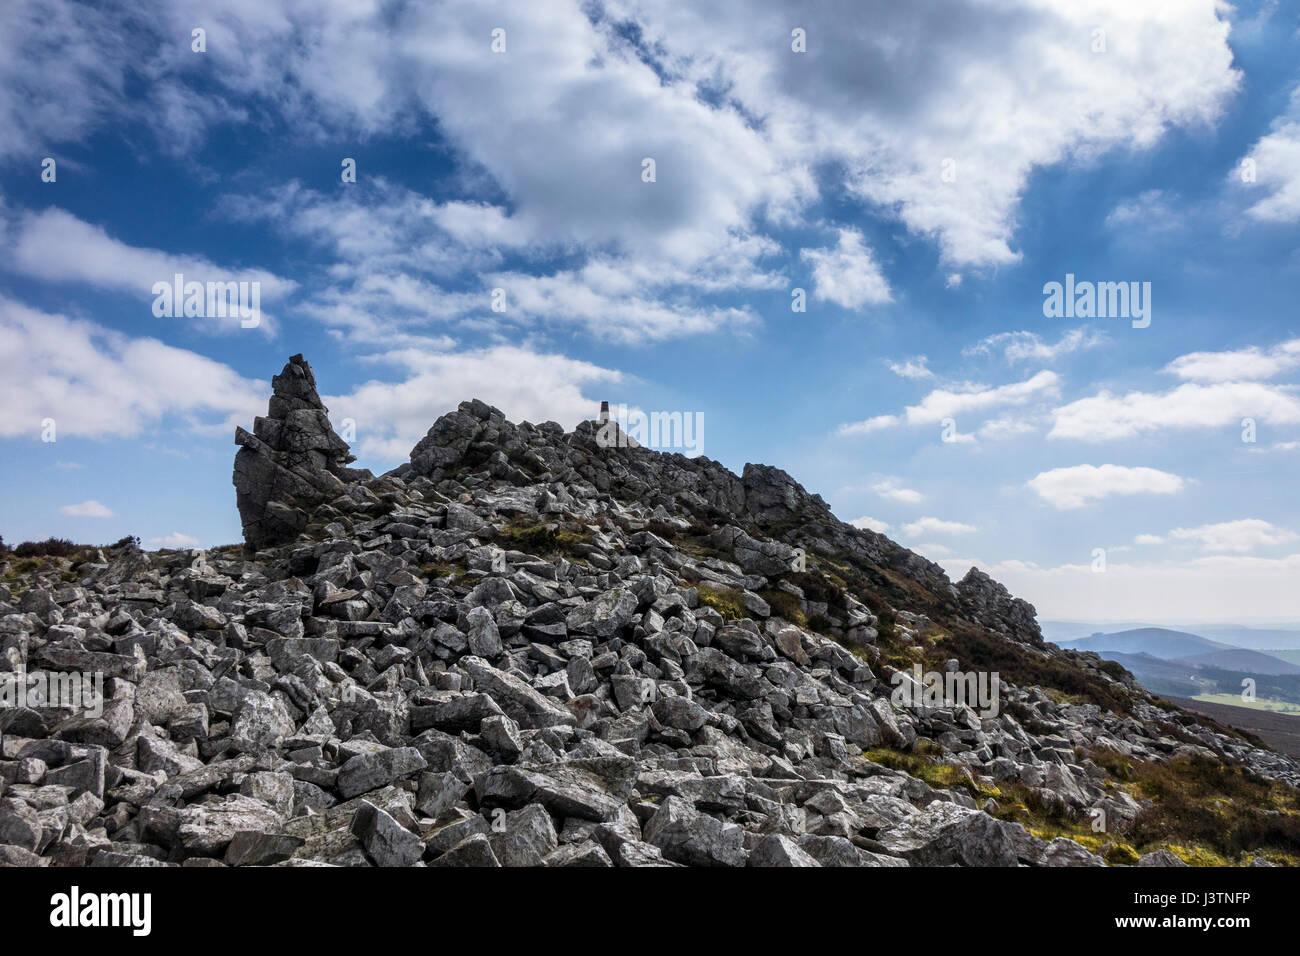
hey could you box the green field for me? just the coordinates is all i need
[1193,692,1300,715]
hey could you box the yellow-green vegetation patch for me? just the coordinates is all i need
[994,747,1300,866]
[696,584,748,621]
[861,745,999,799]
[1120,751,1300,864]
[496,517,594,558]
[419,561,469,584]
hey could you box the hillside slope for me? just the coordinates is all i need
[2,355,1297,868]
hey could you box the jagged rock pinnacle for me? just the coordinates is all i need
[233,354,371,550]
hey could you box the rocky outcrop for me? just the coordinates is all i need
[956,567,1042,645]
[2,355,1295,868]
[233,355,371,550]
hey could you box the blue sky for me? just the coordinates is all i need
[2,0,1299,622]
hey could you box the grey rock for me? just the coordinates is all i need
[351,800,423,867]
[337,747,428,799]
[643,796,747,867]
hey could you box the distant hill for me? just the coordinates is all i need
[1181,648,1300,676]
[1059,627,1228,660]
[1194,626,1300,651]
[1042,621,1300,651]
[1039,620,1155,642]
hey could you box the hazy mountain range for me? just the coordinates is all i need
[1049,625,1300,706]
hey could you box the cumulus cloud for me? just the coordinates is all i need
[619,0,1239,267]
[60,500,113,518]
[801,228,892,309]
[5,208,294,335]
[978,416,1039,440]
[902,517,977,537]
[849,516,891,533]
[1049,382,1300,441]
[224,179,774,344]
[0,0,1246,336]
[1236,83,1300,223]
[965,329,1105,364]
[1164,337,1300,382]
[487,267,761,342]
[0,297,267,439]
[1026,464,1185,510]
[838,371,1059,436]
[871,479,924,504]
[838,414,900,436]
[888,357,934,380]
[903,372,1060,426]
[1167,519,1297,553]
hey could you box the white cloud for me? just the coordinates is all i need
[837,371,1059,436]
[978,416,1039,440]
[1105,189,1181,231]
[838,414,901,436]
[623,0,1239,267]
[149,532,200,549]
[902,517,977,537]
[0,297,266,440]
[965,329,1105,363]
[1236,83,1300,223]
[1134,533,1164,546]
[224,179,776,344]
[5,208,295,335]
[1167,519,1297,554]
[871,479,924,505]
[1,0,1244,329]
[0,1,130,158]
[1049,382,1300,441]
[1026,464,1185,510]
[887,357,934,380]
[904,371,1060,426]
[488,266,761,342]
[849,516,891,533]
[60,500,113,518]
[1164,337,1300,382]
[801,228,892,309]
